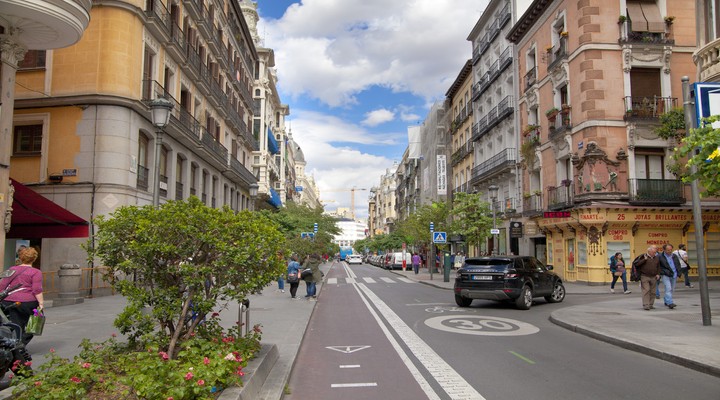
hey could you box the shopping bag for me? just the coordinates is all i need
[25,309,45,336]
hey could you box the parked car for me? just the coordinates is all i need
[346,254,363,265]
[453,256,565,310]
[386,252,412,270]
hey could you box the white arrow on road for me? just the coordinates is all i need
[326,345,371,354]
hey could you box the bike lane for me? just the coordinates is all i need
[284,262,433,400]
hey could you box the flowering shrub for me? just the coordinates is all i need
[11,317,262,400]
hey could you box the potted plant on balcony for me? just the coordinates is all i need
[560,31,568,37]
[546,107,560,120]
[618,15,627,24]
[561,179,573,187]
[520,139,539,169]
[523,124,540,137]
[664,16,675,25]
[533,190,543,197]
[523,192,532,199]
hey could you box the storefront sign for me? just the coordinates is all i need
[510,222,523,238]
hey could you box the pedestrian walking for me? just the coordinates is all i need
[277,274,285,293]
[609,252,631,294]
[658,243,682,309]
[673,244,694,288]
[0,247,44,345]
[302,254,322,300]
[286,255,301,299]
[633,246,660,311]
[411,252,421,274]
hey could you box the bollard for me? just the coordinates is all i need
[443,252,451,283]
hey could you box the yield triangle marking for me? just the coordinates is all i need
[326,345,371,354]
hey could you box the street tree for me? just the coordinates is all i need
[396,202,449,247]
[261,202,340,258]
[673,116,720,197]
[449,191,493,253]
[92,197,286,358]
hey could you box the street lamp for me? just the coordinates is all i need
[488,184,499,255]
[248,182,259,211]
[149,97,174,208]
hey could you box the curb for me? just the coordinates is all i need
[549,313,720,379]
[218,343,279,400]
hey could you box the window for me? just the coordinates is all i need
[635,148,666,179]
[13,124,43,155]
[159,146,168,198]
[176,156,184,200]
[18,50,46,69]
[137,134,150,190]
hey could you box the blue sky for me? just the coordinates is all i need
[254,0,489,218]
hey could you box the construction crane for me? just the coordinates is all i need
[322,187,367,220]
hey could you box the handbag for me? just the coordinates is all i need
[25,309,45,336]
[287,273,299,283]
[300,268,313,280]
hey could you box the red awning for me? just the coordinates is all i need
[7,179,89,238]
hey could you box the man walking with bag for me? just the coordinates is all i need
[674,244,693,288]
[633,246,660,311]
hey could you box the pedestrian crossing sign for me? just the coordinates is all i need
[433,232,447,243]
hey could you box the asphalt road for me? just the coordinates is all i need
[286,262,720,400]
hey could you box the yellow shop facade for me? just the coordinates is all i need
[538,207,720,284]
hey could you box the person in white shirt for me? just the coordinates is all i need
[673,244,693,288]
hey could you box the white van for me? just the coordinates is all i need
[386,252,412,270]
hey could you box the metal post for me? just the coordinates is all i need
[152,130,163,208]
[492,201,497,256]
[682,76,711,326]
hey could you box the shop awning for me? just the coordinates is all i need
[7,179,89,238]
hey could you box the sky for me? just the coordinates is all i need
[255,0,490,219]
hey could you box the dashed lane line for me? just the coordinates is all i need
[327,278,338,284]
[331,383,378,388]
[339,365,361,369]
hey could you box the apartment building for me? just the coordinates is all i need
[697,0,720,82]
[373,165,399,235]
[508,0,716,283]
[395,145,422,224]
[240,0,291,209]
[7,0,259,271]
[290,137,321,209]
[1,0,92,266]
[467,0,530,256]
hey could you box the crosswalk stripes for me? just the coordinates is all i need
[380,277,395,283]
[397,277,414,283]
[327,278,338,284]
[363,277,376,283]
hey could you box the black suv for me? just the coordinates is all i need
[454,256,565,310]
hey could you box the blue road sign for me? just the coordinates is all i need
[433,232,447,244]
[694,82,720,127]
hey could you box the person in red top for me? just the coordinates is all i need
[0,247,44,345]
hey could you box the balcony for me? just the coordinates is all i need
[472,46,481,65]
[470,147,516,182]
[549,108,572,140]
[226,157,256,186]
[182,0,203,20]
[175,182,184,200]
[197,1,216,38]
[548,185,574,210]
[144,0,172,40]
[451,141,472,166]
[620,30,674,46]
[547,37,567,71]
[137,166,149,191]
[200,127,229,166]
[524,67,537,92]
[628,179,684,205]
[159,175,168,198]
[488,20,500,43]
[184,46,202,81]
[472,81,482,101]
[479,32,490,55]
[624,96,677,121]
[522,195,543,217]
[696,37,720,82]
[471,95,514,141]
[497,2,511,28]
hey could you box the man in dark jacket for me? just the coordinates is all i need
[634,246,660,310]
[657,243,682,309]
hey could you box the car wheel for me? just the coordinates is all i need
[545,281,566,303]
[455,294,472,307]
[515,285,532,310]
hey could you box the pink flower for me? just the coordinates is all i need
[81,362,91,368]
[197,379,205,386]
[159,351,169,361]
[111,333,117,338]
[211,312,219,318]
[184,372,194,381]
[49,348,55,353]
[70,377,81,383]
[24,361,32,367]
[167,398,174,400]
[203,357,210,365]
[34,381,41,387]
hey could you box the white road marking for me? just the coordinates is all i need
[397,277,415,283]
[380,277,395,283]
[327,278,338,284]
[424,315,539,336]
[345,277,356,284]
[363,277,376,283]
[331,383,377,388]
[406,303,447,306]
[326,345,372,354]
[339,365,361,369]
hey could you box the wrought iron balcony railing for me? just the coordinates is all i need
[628,179,684,205]
[548,185,574,210]
[624,96,677,120]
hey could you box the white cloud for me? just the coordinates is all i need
[261,0,489,107]
[362,109,395,127]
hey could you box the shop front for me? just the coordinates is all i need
[537,207,720,284]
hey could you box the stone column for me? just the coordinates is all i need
[0,32,28,265]
[55,264,85,306]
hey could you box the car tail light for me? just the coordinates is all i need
[505,272,519,278]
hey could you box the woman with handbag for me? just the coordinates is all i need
[286,255,301,299]
[609,252,631,294]
[0,247,44,345]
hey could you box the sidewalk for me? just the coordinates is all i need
[0,262,332,400]
[390,268,720,378]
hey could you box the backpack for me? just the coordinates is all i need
[630,255,643,282]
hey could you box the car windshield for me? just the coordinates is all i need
[463,259,513,267]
